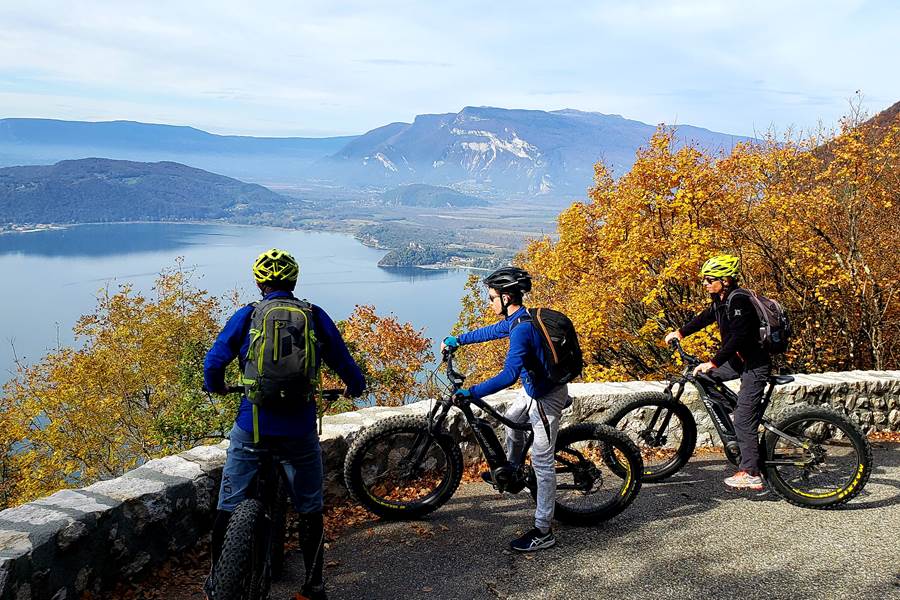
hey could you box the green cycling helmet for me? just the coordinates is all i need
[699,254,740,279]
[253,248,299,284]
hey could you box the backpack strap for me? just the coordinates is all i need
[725,288,751,314]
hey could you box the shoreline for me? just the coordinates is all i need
[0,219,491,272]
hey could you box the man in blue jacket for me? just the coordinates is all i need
[204,248,365,600]
[441,267,569,552]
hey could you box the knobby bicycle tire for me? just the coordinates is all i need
[604,391,698,482]
[344,415,463,519]
[549,423,643,525]
[212,498,268,600]
[763,404,873,509]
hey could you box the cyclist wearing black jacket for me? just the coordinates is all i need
[664,254,771,490]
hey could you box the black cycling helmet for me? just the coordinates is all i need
[483,266,532,294]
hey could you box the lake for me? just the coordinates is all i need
[0,223,475,383]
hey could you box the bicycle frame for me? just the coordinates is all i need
[417,349,535,492]
[665,341,804,466]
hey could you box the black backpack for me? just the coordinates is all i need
[512,308,583,384]
[726,289,792,354]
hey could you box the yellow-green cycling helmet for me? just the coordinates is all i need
[253,248,300,284]
[699,254,740,279]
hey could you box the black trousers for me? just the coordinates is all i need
[711,361,771,475]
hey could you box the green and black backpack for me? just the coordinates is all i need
[241,296,318,411]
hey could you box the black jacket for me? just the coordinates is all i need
[679,287,770,369]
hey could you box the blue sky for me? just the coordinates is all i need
[0,0,897,138]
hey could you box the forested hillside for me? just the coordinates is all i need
[0,158,293,223]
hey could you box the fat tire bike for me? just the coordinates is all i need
[210,387,345,600]
[604,340,873,509]
[343,348,643,525]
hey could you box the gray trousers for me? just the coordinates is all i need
[505,385,570,531]
[711,362,771,475]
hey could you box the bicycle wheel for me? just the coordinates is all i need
[604,392,697,482]
[763,405,873,509]
[344,415,463,519]
[550,423,643,525]
[212,499,269,600]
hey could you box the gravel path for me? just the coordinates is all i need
[272,444,900,600]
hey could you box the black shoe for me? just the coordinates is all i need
[510,528,556,552]
[300,583,328,600]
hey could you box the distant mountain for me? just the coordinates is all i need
[0,158,292,223]
[0,119,357,184]
[381,184,488,207]
[323,106,753,198]
[0,110,754,199]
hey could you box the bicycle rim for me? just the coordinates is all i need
[767,417,866,502]
[356,430,454,509]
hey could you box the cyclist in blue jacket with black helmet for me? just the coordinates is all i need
[204,248,365,600]
[441,266,570,552]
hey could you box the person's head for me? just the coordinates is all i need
[699,253,739,295]
[252,248,299,294]
[483,267,532,317]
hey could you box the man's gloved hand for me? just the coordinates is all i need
[452,388,472,404]
[664,331,682,345]
[441,335,460,353]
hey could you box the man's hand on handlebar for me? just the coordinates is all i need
[440,335,460,355]
[664,331,682,345]
[693,361,715,376]
[452,388,471,405]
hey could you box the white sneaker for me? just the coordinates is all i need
[724,471,764,490]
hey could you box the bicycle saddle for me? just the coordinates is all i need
[771,374,795,385]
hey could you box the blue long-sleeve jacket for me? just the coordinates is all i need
[203,291,365,437]
[458,306,555,400]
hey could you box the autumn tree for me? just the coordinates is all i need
[0,267,438,507]
[320,304,434,408]
[458,108,900,381]
[0,262,235,508]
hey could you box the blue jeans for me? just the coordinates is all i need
[217,424,324,513]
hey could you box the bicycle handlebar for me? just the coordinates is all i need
[205,385,349,398]
[668,338,701,366]
[442,346,466,390]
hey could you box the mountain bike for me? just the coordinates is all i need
[603,340,873,508]
[343,348,643,525]
[210,387,345,600]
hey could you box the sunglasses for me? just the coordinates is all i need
[702,276,721,284]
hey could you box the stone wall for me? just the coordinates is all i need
[1,370,897,599]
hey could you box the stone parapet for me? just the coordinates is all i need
[1,370,897,598]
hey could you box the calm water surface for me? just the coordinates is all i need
[0,223,474,382]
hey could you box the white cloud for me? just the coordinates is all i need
[0,0,896,136]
